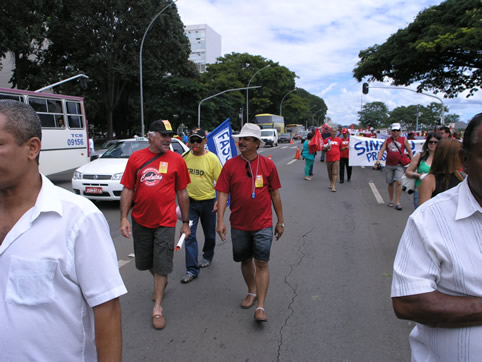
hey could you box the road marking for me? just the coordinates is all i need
[287,159,297,165]
[118,259,131,268]
[281,146,289,149]
[368,180,385,204]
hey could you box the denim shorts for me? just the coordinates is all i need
[132,221,175,276]
[385,165,404,184]
[231,227,273,262]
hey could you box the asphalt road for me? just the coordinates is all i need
[51,143,415,361]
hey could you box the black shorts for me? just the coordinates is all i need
[132,220,175,276]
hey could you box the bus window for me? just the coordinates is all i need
[66,101,84,129]
[0,93,23,102]
[29,97,64,128]
[38,113,56,128]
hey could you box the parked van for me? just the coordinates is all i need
[260,128,278,147]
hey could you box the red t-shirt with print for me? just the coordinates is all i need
[340,138,350,158]
[121,147,190,228]
[323,137,342,161]
[215,155,281,231]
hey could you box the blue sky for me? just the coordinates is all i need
[177,0,481,126]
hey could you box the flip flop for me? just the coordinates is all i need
[387,202,395,207]
[395,204,403,210]
[152,314,166,329]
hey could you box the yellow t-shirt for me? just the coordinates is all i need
[183,151,222,200]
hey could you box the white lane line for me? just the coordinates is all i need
[368,180,385,204]
[118,259,131,268]
[118,253,135,268]
[287,159,297,165]
[281,146,289,149]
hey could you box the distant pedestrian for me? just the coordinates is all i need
[181,128,222,283]
[339,128,352,183]
[0,100,126,361]
[374,123,413,210]
[439,126,451,139]
[302,132,315,180]
[320,125,330,162]
[322,127,342,192]
[391,113,482,361]
[216,123,285,322]
[120,119,191,330]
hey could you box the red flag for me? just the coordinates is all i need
[309,128,322,153]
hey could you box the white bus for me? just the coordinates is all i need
[0,88,89,176]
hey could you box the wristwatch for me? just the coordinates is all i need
[182,220,189,224]
[278,223,285,228]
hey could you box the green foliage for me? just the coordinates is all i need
[353,0,481,98]
[198,53,326,131]
[358,102,390,129]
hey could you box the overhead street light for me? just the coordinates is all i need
[198,86,261,129]
[363,83,445,125]
[35,74,89,93]
[139,0,177,136]
[280,88,297,117]
[245,64,270,125]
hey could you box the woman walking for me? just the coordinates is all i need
[302,132,315,180]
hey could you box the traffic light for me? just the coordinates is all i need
[362,82,369,94]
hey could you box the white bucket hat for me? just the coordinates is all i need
[233,123,265,147]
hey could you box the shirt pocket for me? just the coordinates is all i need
[5,257,57,306]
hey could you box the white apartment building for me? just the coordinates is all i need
[184,24,221,73]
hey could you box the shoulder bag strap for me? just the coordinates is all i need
[135,153,163,179]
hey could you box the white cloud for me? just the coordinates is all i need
[177,0,481,125]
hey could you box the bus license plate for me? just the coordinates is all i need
[85,187,103,194]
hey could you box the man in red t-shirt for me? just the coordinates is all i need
[120,120,191,330]
[216,123,285,323]
[322,127,342,192]
[339,128,352,183]
[374,123,413,210]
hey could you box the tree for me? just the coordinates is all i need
[0,0,60,89]
[353,0,481,98]
[199,53,326,130]
[358,102,390,128]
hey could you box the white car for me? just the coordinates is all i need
[72,137,189,201]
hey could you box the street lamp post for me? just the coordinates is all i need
[139,0,177,136]
[280,88,296,117]
[199,86,261,129]
[312,109,323,127]
[245,64,270,125]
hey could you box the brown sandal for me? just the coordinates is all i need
[152,314,166,329]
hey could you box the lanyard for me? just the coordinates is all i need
[241,154,260,199]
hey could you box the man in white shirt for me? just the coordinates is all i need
[0,100,127,361]
[391,113,482,361]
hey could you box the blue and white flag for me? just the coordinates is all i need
[206,118,237,165]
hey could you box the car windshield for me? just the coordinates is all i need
[100,140,117,149]
[101,141,149,159]
[280,133,290,137]
[261,131,274,137]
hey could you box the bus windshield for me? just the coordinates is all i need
[254,114,285,133]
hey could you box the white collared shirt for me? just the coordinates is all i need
[391,177,482,361]
[0,175,127,361]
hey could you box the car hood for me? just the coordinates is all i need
[76,158,128,175]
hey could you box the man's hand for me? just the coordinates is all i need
[274,223,284,240]
[212,200,218,212]
[180,222,191,239]
[120,218,131,239]
[217,220,227,241]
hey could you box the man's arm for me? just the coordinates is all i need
[120,188,134,238]
[392,292,482,328]
[216,191,229,241]
[375,140,387,164]
[270,189,284,240]
[176,188,191,238]
[94,298,122,362]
